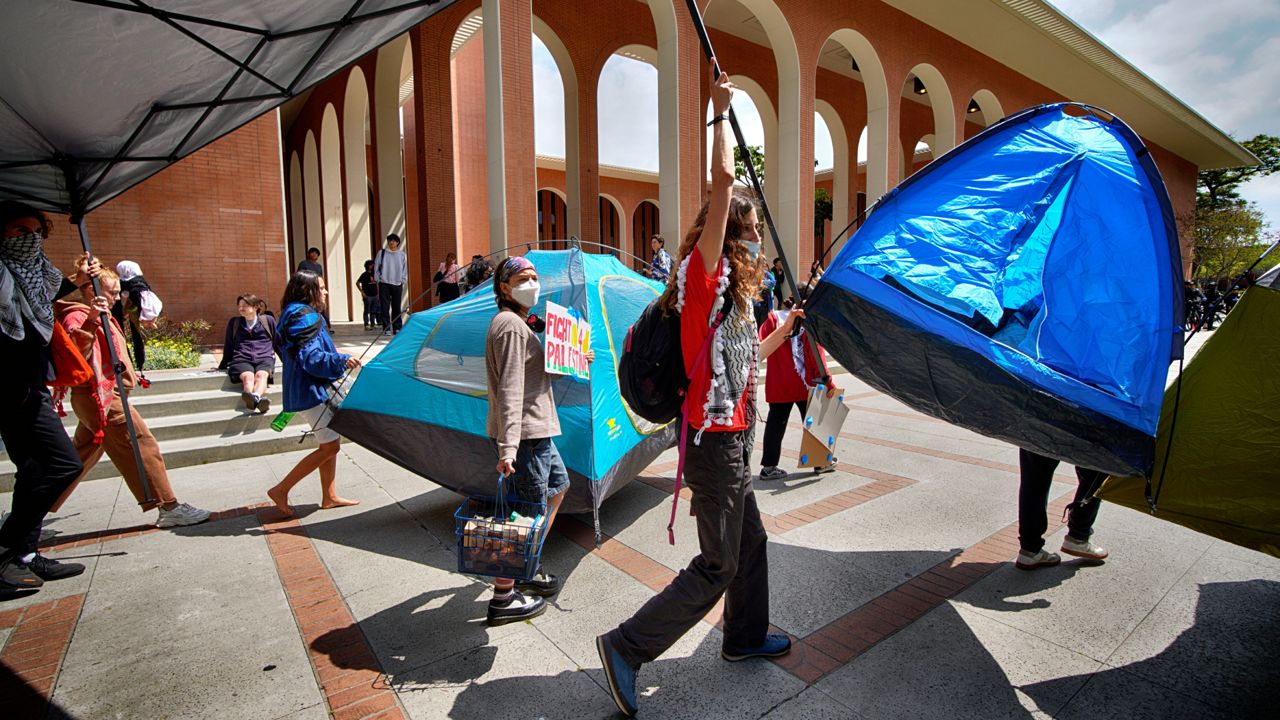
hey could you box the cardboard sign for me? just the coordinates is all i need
[798,383,850,469]
[544,301,591,380]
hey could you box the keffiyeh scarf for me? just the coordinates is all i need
[0,232,62,342]
[676,253,758,448]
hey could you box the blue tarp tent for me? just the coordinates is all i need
[330,248,675,516]
[807,103,1183,477]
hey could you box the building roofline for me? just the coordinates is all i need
[884,0,1257,170]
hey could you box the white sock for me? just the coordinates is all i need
[20,552,36,563]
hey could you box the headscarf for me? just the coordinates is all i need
[116,260,153,297]
[0,232,63,342]
[494,255,534,286]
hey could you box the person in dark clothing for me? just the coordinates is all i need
[296,247,323,276]
[112,260,161,374]
[217,293,277,414]
[1014,449,1109,570]
[770,257,785,306]
[375,234,408,334]
[0,201,98,590]
[356,259,381,330]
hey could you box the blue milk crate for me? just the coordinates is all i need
[454,479,548,581]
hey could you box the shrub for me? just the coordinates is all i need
[125,317,212,370]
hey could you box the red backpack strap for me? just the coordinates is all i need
[667,310,726,545]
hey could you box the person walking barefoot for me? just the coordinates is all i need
[267,271,360,516]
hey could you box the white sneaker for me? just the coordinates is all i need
[1015,549,1061,570]
[157,502,212,528]
[1061,536,1109,561]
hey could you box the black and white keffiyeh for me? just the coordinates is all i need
[0,232,63,342]
[676,253,759,448]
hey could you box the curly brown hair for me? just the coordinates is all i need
[657,186,766,316]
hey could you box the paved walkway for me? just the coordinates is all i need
[3,332,1277,719]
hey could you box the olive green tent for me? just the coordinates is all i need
[1097,285,1280,558]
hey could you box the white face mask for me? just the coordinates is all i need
[510,280,540,308]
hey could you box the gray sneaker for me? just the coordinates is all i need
[157,502,212,528]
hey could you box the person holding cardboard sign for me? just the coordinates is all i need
[484,255,593,626]
[757,304,840,480]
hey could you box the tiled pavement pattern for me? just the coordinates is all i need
[2,370,1278,719]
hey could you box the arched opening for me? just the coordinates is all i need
[533,19,579,241]
[374,34,410,247]
[536,188,568,248]
[303,131,322,272]
[642,0,682,240]
[813,101,848,260]
[901,63,956,168]
[910,133,934,177]
[821,29,888,202]
[598,195,623,253]
[343,67,372,317]
[965,89,1005,140]
[288,152,306,267]
[632,200,660,273]
[320,104,350,320]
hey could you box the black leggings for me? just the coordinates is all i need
[380,283,404,332]
[0,385,83,556]
[761,401,806,468]
[1017,449,1105,553]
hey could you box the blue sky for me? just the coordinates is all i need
[532,0,1277,226]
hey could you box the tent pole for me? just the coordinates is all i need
[65,172,154,505]
[682,0,831,385]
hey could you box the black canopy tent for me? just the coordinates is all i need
[1,0,458,500]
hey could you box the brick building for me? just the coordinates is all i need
[47,1,1254,330]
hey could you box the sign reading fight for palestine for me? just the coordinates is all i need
[544,301,591,381]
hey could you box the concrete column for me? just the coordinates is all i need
[482,0,537,255]
[374,35,409,245]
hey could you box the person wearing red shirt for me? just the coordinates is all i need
[757,303,838,479]
[596,63,803,718]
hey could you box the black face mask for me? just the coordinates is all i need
[526,313,546,334]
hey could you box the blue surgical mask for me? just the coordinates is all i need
[741,240,761,260]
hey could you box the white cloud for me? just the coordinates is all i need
[532,36,564,158]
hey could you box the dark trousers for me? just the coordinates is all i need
[1017,449,1105,553]
[761,401,805,468]
[361,293,381,328]
[608,429,770,666]
[380,283,404,332]
[0,385,83,556]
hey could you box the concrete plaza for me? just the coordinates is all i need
[2,344,1277,719]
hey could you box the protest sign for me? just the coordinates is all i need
[544,300,591,380]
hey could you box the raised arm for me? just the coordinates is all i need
[697,63,736,275]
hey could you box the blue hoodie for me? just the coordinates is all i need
[275,303,348,412]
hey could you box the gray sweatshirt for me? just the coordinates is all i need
[485,310,560,462]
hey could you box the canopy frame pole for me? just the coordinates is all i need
[66,0,269,36]
[172,36,273,158]
[682,0,830,385]
[63,164,154,505]
[142,8,287,96]
[285,0,369,95]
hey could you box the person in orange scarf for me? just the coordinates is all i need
[50,264,209,528]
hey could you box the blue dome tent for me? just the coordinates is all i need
[330,248,675,517]
[806,103,1183,477]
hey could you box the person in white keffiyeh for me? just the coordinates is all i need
[597,62,810,717]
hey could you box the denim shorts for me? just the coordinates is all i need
[505,437,570,504]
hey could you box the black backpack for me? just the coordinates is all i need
[618,299,686,424]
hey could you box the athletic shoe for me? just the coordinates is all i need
[256,396,271,415]
[722,632,793,661]
[814,458,839,474]
[515,569,560,597]
[19,554,85,581]
[1061,536,1109,561]
[157,502,212,528]
[596,633,639,717]
[759,466,788,481]
[486,590,545,626]
[0,553,43,590]
[1015,549,1061,570]
[240,391,256,410]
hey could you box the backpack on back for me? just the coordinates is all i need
[618,299,687,424]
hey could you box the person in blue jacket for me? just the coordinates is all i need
[266,271,360,517]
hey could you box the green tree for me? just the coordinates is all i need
[733,144,765,186]
[1189,202,1274,281]
[1197,134,1280,211]
[814,187,833,231]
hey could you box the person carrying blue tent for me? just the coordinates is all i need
[596,64,804,718]
[1015,450,1109,569]
[483,254,594,626]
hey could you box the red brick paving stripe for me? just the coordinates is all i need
[0,593,86,718]
[845,403,946,423]
[257,508,406,720]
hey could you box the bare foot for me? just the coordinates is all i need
[267,486,295,517]
[321,497,360,509]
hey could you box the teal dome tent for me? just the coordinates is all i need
[331,248,675,518]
